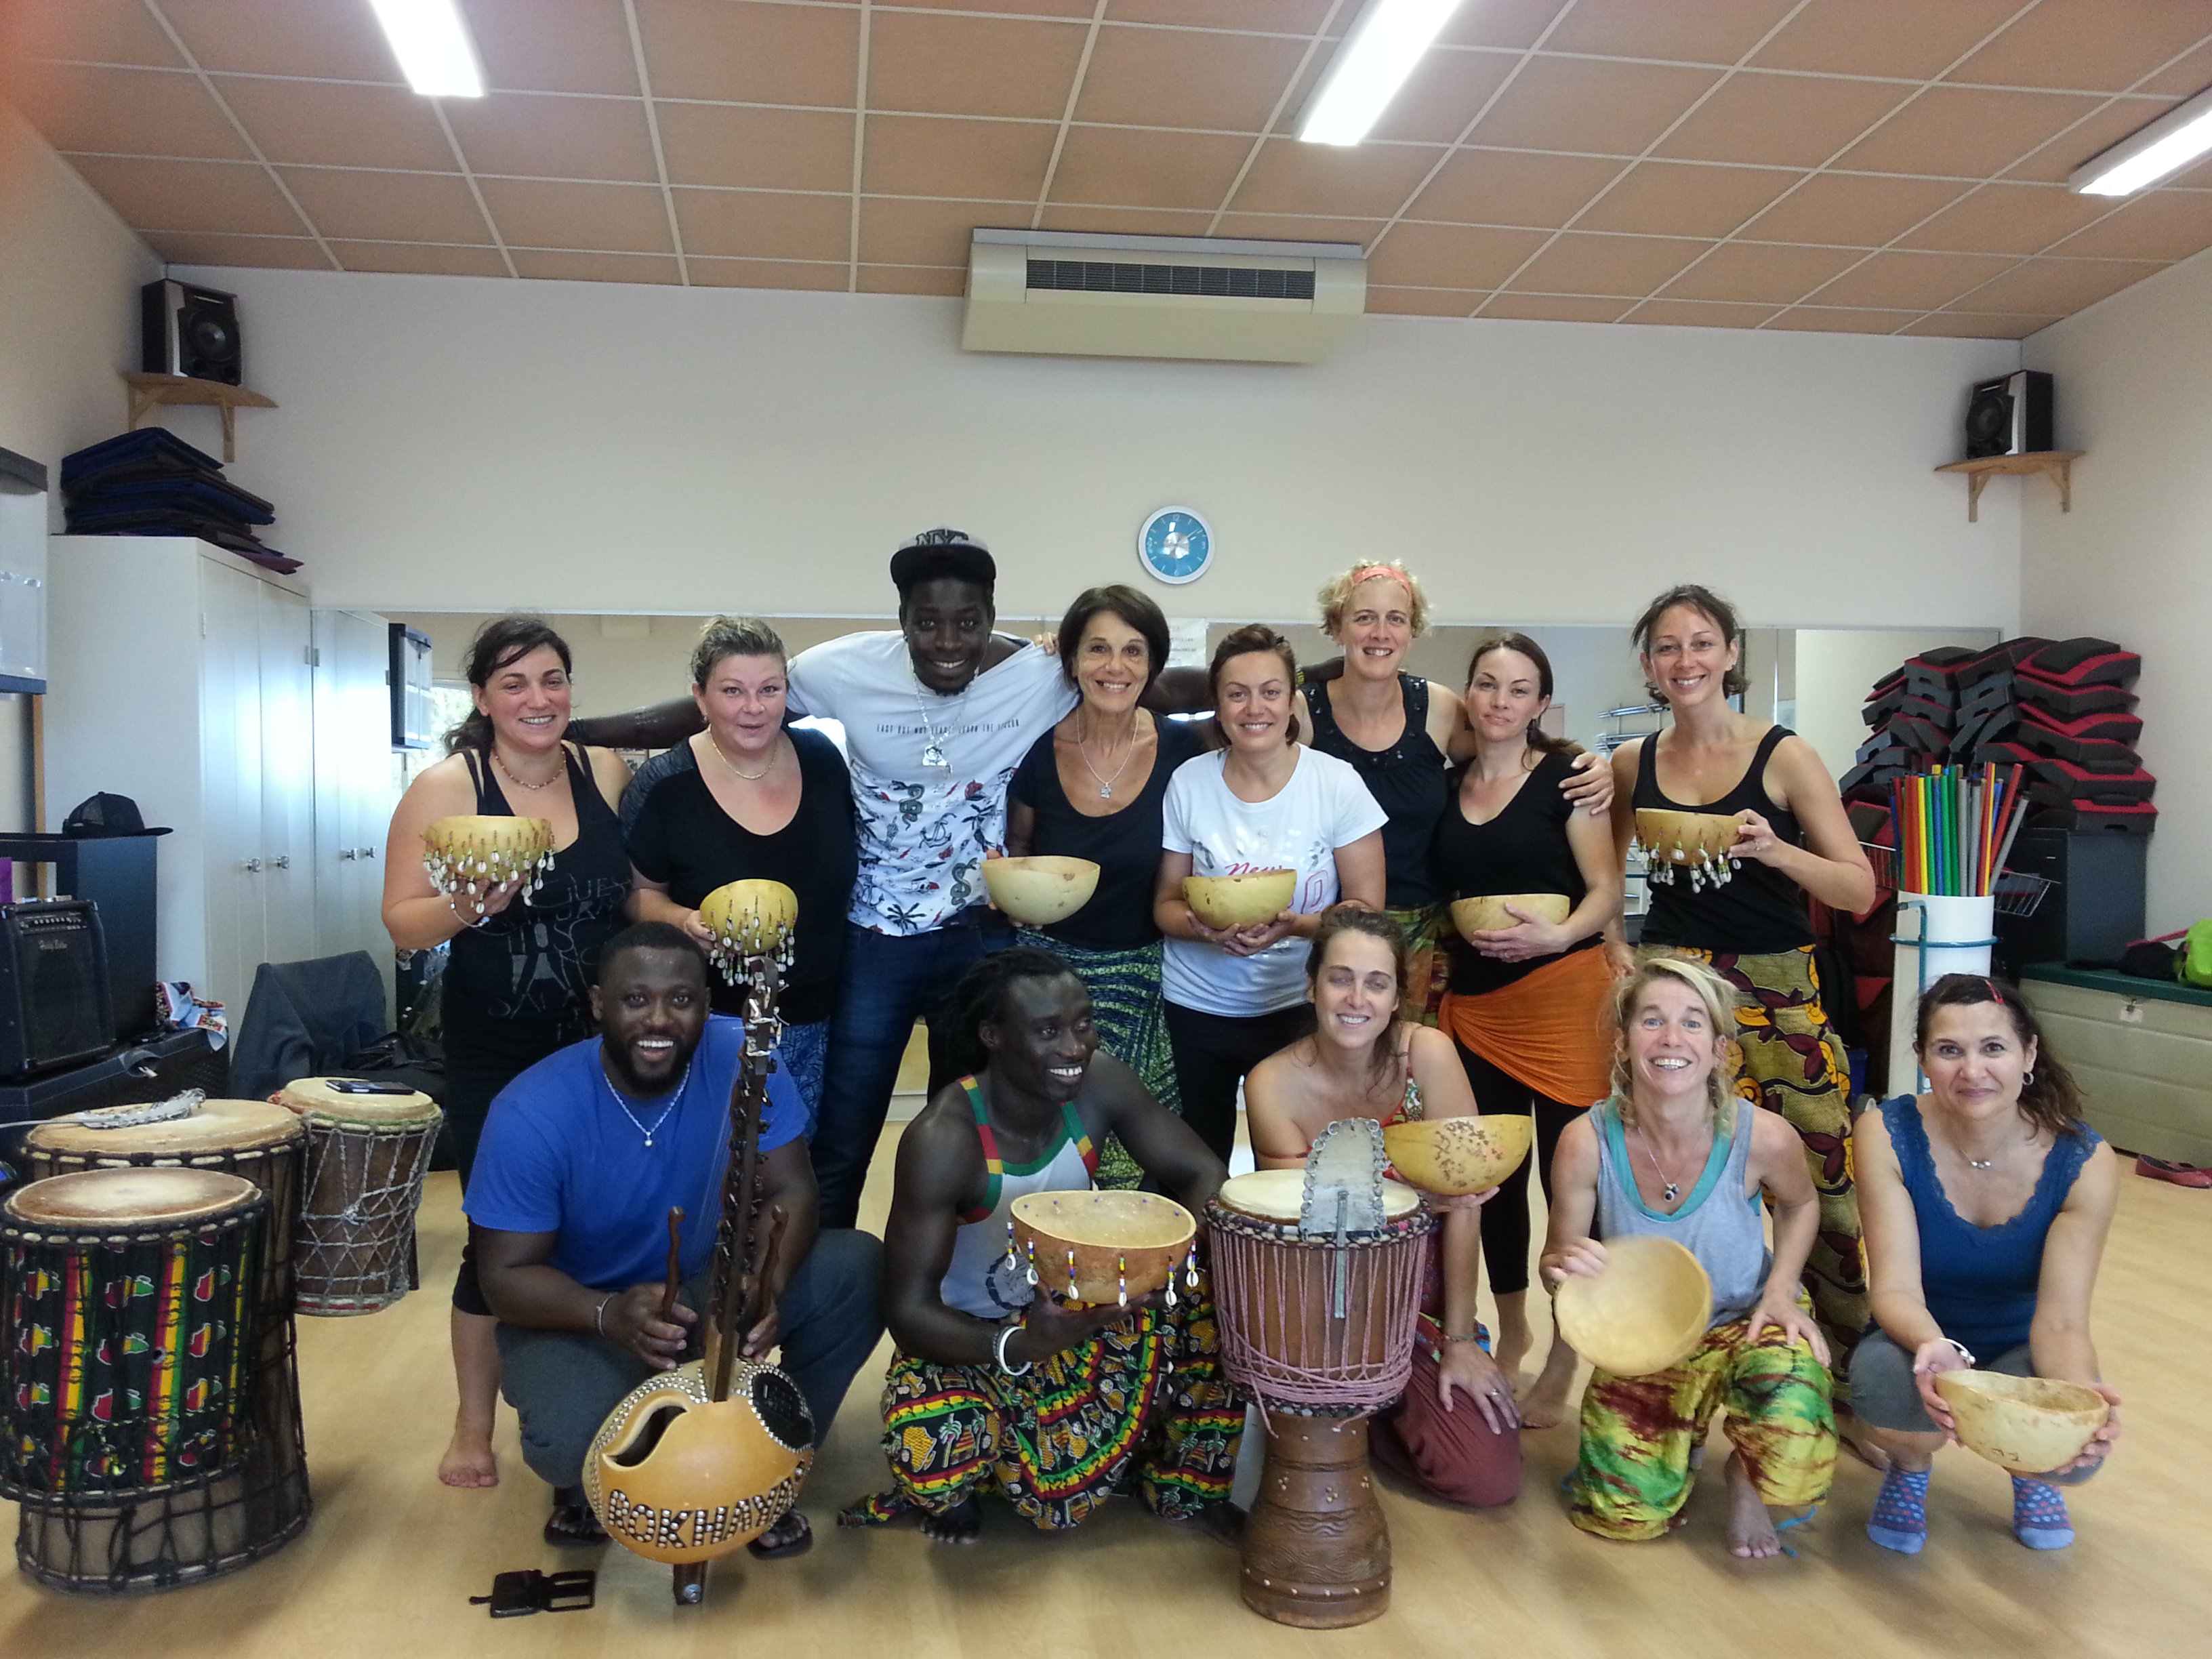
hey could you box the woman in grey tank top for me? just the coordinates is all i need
[1542,956,1838,1559]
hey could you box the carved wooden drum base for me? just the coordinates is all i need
[1240,1413,1390,1629]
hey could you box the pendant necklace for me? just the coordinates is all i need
[913,682,965,772]
[1633,1121,1696,1205]
[602,1061,691,1148]
[1076,713,1136,800]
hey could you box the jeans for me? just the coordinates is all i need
[811,918,1012,1230]
[1162,1000,1315,1165]
[495,1228,884,1490]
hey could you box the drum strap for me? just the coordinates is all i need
[954,1076,1098,1223]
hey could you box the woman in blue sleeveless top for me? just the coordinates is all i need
[1851,974,2121,1555]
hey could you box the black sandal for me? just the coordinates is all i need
[746,1510,813,1560]
[544,1487,609,1547]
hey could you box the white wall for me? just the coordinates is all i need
[1794,626,2002,787]
[173,266,2023,637]
[2023,245,2212,930]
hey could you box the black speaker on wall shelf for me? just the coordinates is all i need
[1965,370,2054,459]
[140,278,243,386]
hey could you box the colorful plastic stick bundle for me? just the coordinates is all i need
[1889,761,2028,897]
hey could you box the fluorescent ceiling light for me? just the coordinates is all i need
[1299,0,1465,148]
[2071,83,2212,195]
[368,0,485,98]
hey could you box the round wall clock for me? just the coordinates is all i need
[1136,506,1213,585]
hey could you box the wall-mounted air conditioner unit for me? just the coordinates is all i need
[961,230,1366,366]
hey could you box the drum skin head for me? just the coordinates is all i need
[279,1078,440,1127]
[1934,1370,2108,1475]
[981,857,1100,927]
[1010,1189,1194,1305]
[28,1098,304,1159]
[3,1166,258,1227]
[1553,1235,1713,1377]
[1184,869,1296,930]
[585,1360,813,1565]
[1449,894,1571,940]
[1382,1115,1532,1196]
[1217,1169,1420,1225]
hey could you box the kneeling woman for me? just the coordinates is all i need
[1545,956,1835,1556]
[1851,975,2119,1555]
[1244,908,1519,1509]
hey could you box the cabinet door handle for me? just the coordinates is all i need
[359,846,377,860]
[270,855,291,870]
[242,858,264,874]
[339,848,357,861]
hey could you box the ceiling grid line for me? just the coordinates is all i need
[622,0,689,287]
[427,100,519,279]
[1200,0,1359,240]
[848,0,872,293]
[1027,0,1111,232]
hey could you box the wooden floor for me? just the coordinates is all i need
[5,1128,2207,1659]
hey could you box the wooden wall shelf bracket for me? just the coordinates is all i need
[123,373,279,464]
[1934,451,2082,523]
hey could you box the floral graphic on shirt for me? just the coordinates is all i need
[851,766,1016,935]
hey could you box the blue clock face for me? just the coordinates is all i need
[1138,507,1212,585]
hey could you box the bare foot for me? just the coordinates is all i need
[1515,1377,1573,1430]
[920,1498,982,1545]
[1838,1425,1894,1474]
[438,1429,498,1488]
[1723,1452,1785,1559]
[1161,1501,1244,1548]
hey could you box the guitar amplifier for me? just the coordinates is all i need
[0,900,115,1077]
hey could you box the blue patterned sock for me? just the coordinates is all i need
[1866,1465,1930,1554]
[2011,1475,2074,1550]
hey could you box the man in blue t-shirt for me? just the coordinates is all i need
[468,922,882,1553]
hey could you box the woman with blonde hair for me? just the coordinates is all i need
[1543,954,1835,1557]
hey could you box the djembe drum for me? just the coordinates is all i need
[280,1078,442,1315]
[1207,1159,1433,1629]
[2,1168,272,1593]
[18,1099,313,1587]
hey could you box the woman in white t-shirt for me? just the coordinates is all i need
[1153,625,1388,1160]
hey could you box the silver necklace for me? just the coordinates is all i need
[913,681,966,772]
[1075,712,1137,800]
[1633,1121,1700,1205]
[602,1060,690,1148]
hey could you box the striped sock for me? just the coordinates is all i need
[1866,1465,1930,1554]
[2011,1475,2074,1550]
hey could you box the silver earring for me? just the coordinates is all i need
[2023,1069,2035,1086]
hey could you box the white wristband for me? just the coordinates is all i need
[994,1321,1031,1376]
[1942,1336,1976,1367]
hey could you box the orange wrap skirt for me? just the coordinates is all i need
[1439,944,1615,1110]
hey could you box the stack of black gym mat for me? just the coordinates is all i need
[1841,636,2153,838]
[60,429,300,575]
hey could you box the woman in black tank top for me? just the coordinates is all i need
[382,617,632,1492]
[1609,586,1877,1410]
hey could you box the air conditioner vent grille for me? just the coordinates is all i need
[1025,260,1316,301]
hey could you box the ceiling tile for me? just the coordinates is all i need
[1805,249,2021,310]
[157,0,397,81]
[1034,204,1217,236]
[1832,85,2106,179]
[216,77,456,171]
[1048,125,1254,210]
[1896,183,2116,255]
[1227,138,1446,218]
[1575,161,1802,238]
[689,257,848,291]
[468,0,640,96]
[1404,148,1622,228]
[1360,49,1517,146]
[1658,239,1864,302]
[68,155,306,235]
[1899,310,2060,338]
[1763,306,1915,331]
[1736,172,1972,246]
[673,186,849,260]
[508,249,682,284]
[657,104,853,192]
[1654,72,1917,168]
[1105,1,1336,28]
[1467,58,1723,155]
[1944,255,2165,312]
[0,0,186,69]
[859,196,1023,266]
[861,115,1057,199]
[9,63,247,160]
[638,0,859,107]
[2003,96,2178,184]
[1439,1,1573,51]
[1621,298,1785,328]
[1752,1,2025,79]
[1076,22,1306,134]
[1478,293,1635,322]
[1540,0,1802,66]
[2139,39,2212,97]
[140,230,327,268]
[1368,222,1549,288]
[333,241,511,276]
[2045,192,2212,261]
[867,11,1087,121]
[1502,231,1709,296]
[1211,214,1381,243]
[475,177,674,252]
[1947,2,2212,94]
[1367,287,1483,316]
[279,167,491,244]
[858,264,966,295]
[445,94,659,182]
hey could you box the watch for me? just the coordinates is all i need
[1136,506,1213,585]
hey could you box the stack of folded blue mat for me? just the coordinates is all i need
[61,428,300,575]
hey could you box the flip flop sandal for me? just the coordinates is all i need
[544,1502,609,1548]
[747,1511,813,1560]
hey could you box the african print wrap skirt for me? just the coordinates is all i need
[1384,903,1448,1028]
[1015,930,1179,1191]
[1565,1298,1836,1542]
[838,1289,1240,1532]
